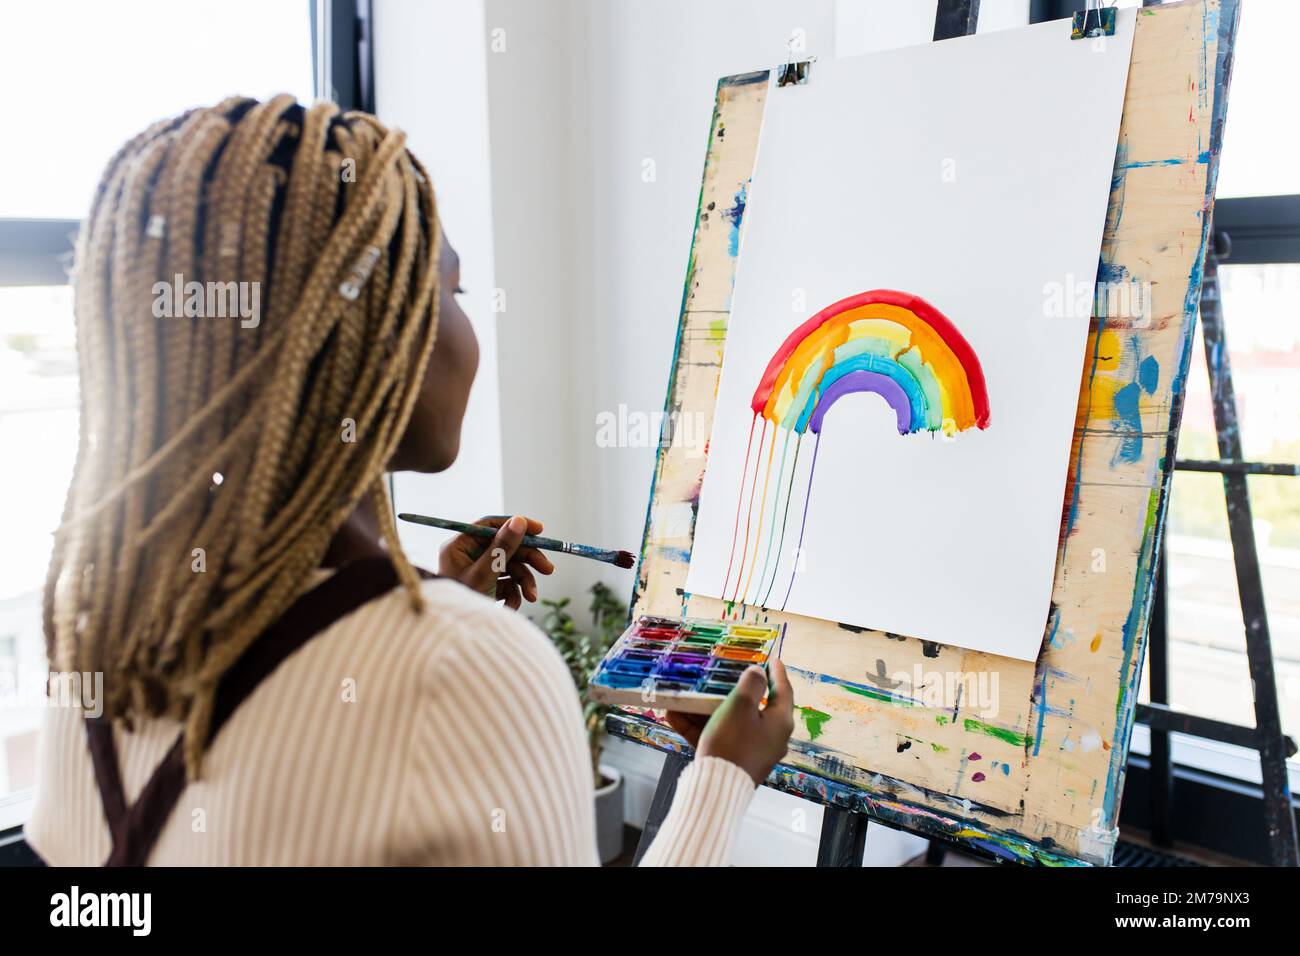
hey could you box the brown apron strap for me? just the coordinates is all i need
[85,719,128,849]
[84,556,430,866]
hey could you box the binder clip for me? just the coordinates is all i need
[1072,1,1116,40]
[776,58,813,87]
[776,36,814,87]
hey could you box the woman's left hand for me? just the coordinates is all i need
[438,515,555,609]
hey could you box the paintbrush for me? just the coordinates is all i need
[397,513,637,569]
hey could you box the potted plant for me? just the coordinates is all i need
[538,582,626,863]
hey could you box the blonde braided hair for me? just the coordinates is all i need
[44,96,441,776]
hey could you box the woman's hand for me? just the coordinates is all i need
[438,515,555,609]
[664,658,795,787]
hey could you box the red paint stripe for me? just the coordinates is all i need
[720,414,759,600]
[728,417,768,607]
[749,289,990,428]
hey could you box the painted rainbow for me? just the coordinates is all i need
[721,289,991,613]
[752,289,990,436]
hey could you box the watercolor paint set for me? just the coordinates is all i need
[588,615,784,714]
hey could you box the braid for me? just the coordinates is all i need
[46,97,442,776]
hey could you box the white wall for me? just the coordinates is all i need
[478,0,595,608]
[374,0,506,569]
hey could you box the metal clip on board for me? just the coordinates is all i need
[776,34,814,87]
[1072,0,1117,39]
[776,60,812,87]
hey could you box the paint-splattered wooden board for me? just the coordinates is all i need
[614,0,1240,866]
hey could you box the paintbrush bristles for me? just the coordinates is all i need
[614,551,635,569]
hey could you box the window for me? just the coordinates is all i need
[0,0,314,820]
[1123,2,1300,797]
[1153,0,1300,773]
[0,1,313,220]
[1213,2,1300,200]
[1160,264,1300,760]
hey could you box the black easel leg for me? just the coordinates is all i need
[632,752,690,864]
[1200,254,1300,866]
[817,806,868,866]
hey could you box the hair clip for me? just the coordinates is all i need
[339,246,382,301]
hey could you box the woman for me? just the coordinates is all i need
[27,96,793,865]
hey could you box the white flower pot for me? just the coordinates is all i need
[594,764,626,864]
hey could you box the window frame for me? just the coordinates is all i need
[1212,194,1300,265]
[310,0,374,113]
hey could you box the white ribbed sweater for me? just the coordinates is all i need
[27,578,756,866]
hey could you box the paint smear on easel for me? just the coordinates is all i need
[797,706,832,740]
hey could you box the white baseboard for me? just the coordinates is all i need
[601,734,927,866]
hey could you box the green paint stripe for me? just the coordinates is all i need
[962,718,1033,749]
[841,683,912,706]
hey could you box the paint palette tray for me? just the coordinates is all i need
[588,615,784,715]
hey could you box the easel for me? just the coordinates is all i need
[616,0,1245,867]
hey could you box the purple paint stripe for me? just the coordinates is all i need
[810,369,912,434]
[780,431,822,611]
